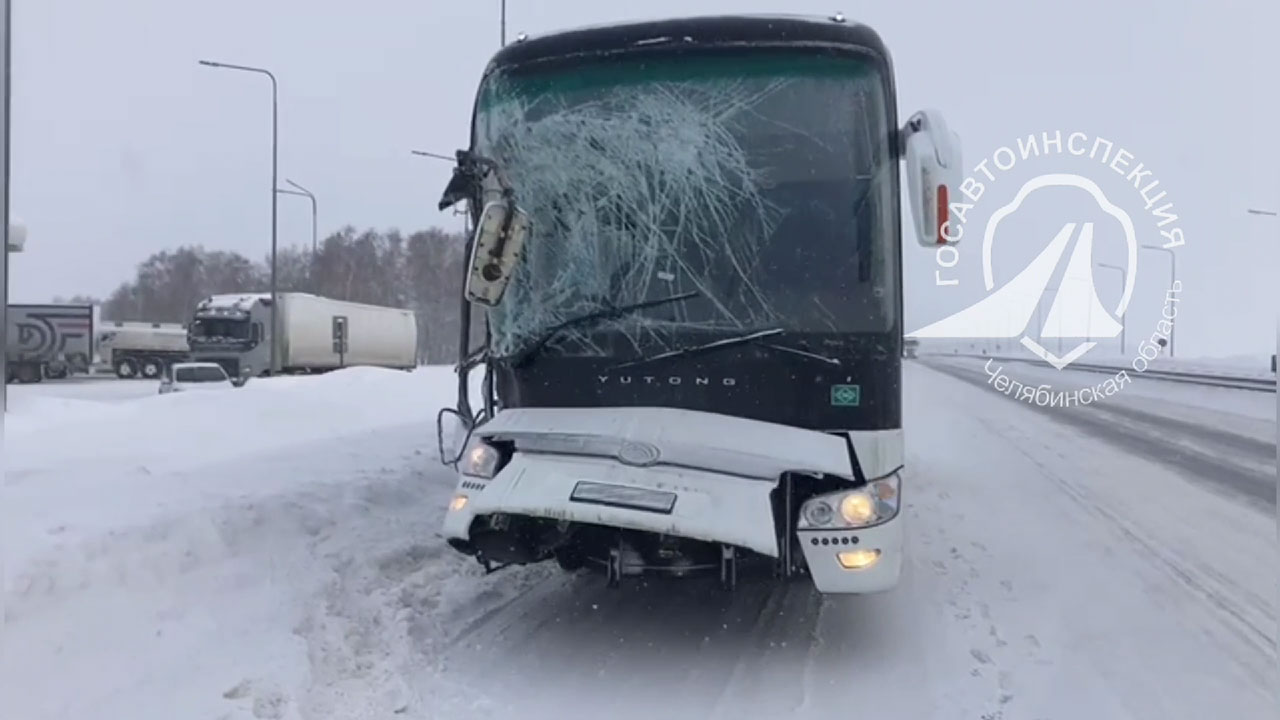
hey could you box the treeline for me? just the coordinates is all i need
[77,226,474,363]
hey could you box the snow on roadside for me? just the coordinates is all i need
[1,365,537,719]
[4,367,453,567]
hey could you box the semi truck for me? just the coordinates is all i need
[187,292,418,378]
[433,14,961,595]
[5,304,95,382]
[96,321,191,379]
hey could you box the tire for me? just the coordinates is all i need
[14,363,42,383]
[114,357,139,379]
[554,547,585,573]
[139,357,163,379]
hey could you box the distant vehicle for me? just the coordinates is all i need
[903,337,919,359]
[5,304,94,383]
[158,362,235,394]
[97,321,191,379]
[187,292,418,378]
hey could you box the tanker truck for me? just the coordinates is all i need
[97,321,191,379]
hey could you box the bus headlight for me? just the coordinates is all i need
[798,473,901,530]
[461,441,502,479]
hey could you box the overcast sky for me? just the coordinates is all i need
[8,0,1278,359]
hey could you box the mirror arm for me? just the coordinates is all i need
[454,232,477,423]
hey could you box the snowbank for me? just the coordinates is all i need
[2,364,502,720]
[4,366,456,577]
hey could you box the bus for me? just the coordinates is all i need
[434,14,961,595]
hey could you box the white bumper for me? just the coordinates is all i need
[443,451,781,557]
[798,513,904,594]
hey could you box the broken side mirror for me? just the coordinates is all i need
[464,201,531,307]
[436,407,473,467]
[903,110,963,248]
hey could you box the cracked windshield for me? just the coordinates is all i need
[475,53,895,360]
[2,3,1276,720]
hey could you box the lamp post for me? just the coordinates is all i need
[1,0,11,410]
[1140,244,1176,358]
[1096,263,1127,355]
[277,179,317,255]
[1246,208,1277,217]
[500,0,507,46]
[198,59,280,374]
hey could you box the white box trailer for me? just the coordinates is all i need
[278,293,418,370]
[188,292,417,377]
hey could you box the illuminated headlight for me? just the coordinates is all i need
[798,473,901,530]
[460,440,502,478]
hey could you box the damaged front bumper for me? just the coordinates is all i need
[443,451,781,559]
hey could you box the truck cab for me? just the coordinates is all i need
[435,14,960,595]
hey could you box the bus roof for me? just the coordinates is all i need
[485,14,893,75]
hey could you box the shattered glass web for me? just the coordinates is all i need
[474,54,893,359]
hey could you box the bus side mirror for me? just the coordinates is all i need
[464,201,531,307]
[903,110,962,248]
[436,407,473,467]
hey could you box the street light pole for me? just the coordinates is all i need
[500,0,507,47]
[1246,208,1277,217]
[278,179,317,255]
[199,59,280,375]
[0,0,10,410]
[1096,263,1127,356]
[1140,244,1176,358]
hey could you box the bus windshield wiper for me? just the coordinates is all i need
[499,290,700,369]
[754,341,843,366]
[608,329,843,371]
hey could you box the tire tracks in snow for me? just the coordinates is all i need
[929,380,1278,687]
[922,360,1276,698]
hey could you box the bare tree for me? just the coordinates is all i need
[97,227,471,363]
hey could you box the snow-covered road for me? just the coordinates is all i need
[3,364,1275,719]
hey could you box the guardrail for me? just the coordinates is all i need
[923,353,1276,393]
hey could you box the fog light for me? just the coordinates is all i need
[836,549,880,570]
[449,495,468,512]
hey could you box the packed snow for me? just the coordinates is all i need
[3,363,1275,719]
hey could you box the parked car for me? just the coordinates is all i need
[158,362,237,395]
